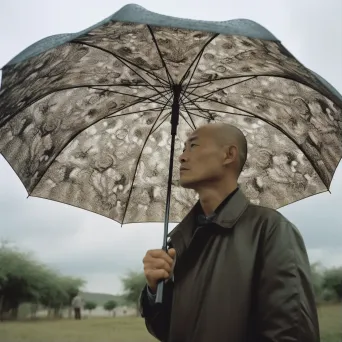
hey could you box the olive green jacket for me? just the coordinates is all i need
[140,189,320,342]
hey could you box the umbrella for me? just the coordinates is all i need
[1,4,342,303]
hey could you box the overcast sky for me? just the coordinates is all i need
[0,0,341,295]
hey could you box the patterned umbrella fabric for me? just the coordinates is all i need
[0,4,341,228]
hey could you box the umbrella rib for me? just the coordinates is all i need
[179,33,219,87]
[180,102,208,120]
[179,50,205,104]
[147,26,174,88]
[181,104,199,127]
[107,107,165,119]
[181,92,211,117]
[179,100,198,128]
[182,89,254,119]
[186,73,342,107]
[187,74,288,87]
[179,110,196,130]
[183,109,209,120]
[90,87,169,106]
[193,94,330,188]
[89,83,167,88]
[187,106,254,118]
[241,93,296,107]
[183,76,256,105]
[151,111,172,134]
[103,91,172,120]
[1,84,168,127]
[71,41,169,87]
[121,95,173,224]
[102,92,170,120]
[186,81,212,89]
[108,54,170,100]
[179,35,220,103]
[2,82,163,99]
[180,90,253,121]
[27,93,168,195]
[70,45,169,99]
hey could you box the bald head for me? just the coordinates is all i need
[180,123,248,189]
[197,123,248,175]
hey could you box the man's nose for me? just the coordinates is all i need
[179,152,188,163]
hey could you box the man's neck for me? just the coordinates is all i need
[197,181,238,216]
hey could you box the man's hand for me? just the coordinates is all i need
[143,248,176,293]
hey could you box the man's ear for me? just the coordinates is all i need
[222,145,238,167]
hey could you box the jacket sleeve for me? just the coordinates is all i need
[255,219,320,342]
[139,281,174,341]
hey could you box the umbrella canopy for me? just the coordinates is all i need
[1,4,342,227]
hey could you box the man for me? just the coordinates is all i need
[71,292,83,320]
[139,123,320,342]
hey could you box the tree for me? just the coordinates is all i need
[0,244,46,319]
[103,300,117,316]
[84,301,97,315]
[0,244,85,320]
[310,262,325,304]
[321,288,338,303]
[322,267,342,302]
[38,274,85,318]
[121,271,146,315]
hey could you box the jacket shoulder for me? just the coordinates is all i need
[245,202,296,228]
[244,204,308,257]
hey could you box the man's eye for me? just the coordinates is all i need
[182,144,197,152]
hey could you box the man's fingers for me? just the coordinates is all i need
[144,249,175,265]
[147,249,167,258]
[144,259,172,273]
[146,269,170,281]
[143,249,176,291]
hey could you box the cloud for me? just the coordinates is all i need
[0,0,341,294]
[279,165,342,249]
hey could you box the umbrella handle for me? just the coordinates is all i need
[155,244,168,304]
[155,280,164,304]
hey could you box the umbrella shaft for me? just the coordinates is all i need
[162,84,181,250]
[162,133,176,251]
[156,85,181,305]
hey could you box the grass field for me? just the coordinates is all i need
[317,305,342,342]
[0,305,340,342]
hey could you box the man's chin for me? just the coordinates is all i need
[179,179,196,189]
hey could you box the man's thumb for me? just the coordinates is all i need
[168,248,176,258]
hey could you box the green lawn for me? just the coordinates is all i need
[0,305,340,342]
[0,317,156,342]
[317,305,342,342]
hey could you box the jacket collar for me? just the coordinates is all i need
[213,188,250,229]
[168,188,250,253]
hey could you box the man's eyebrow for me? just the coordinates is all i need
[185,136,198,144]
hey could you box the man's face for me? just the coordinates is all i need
[179,127,226,189]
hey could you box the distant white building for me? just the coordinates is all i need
[32,305,137,318]
[84,305,137,318]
